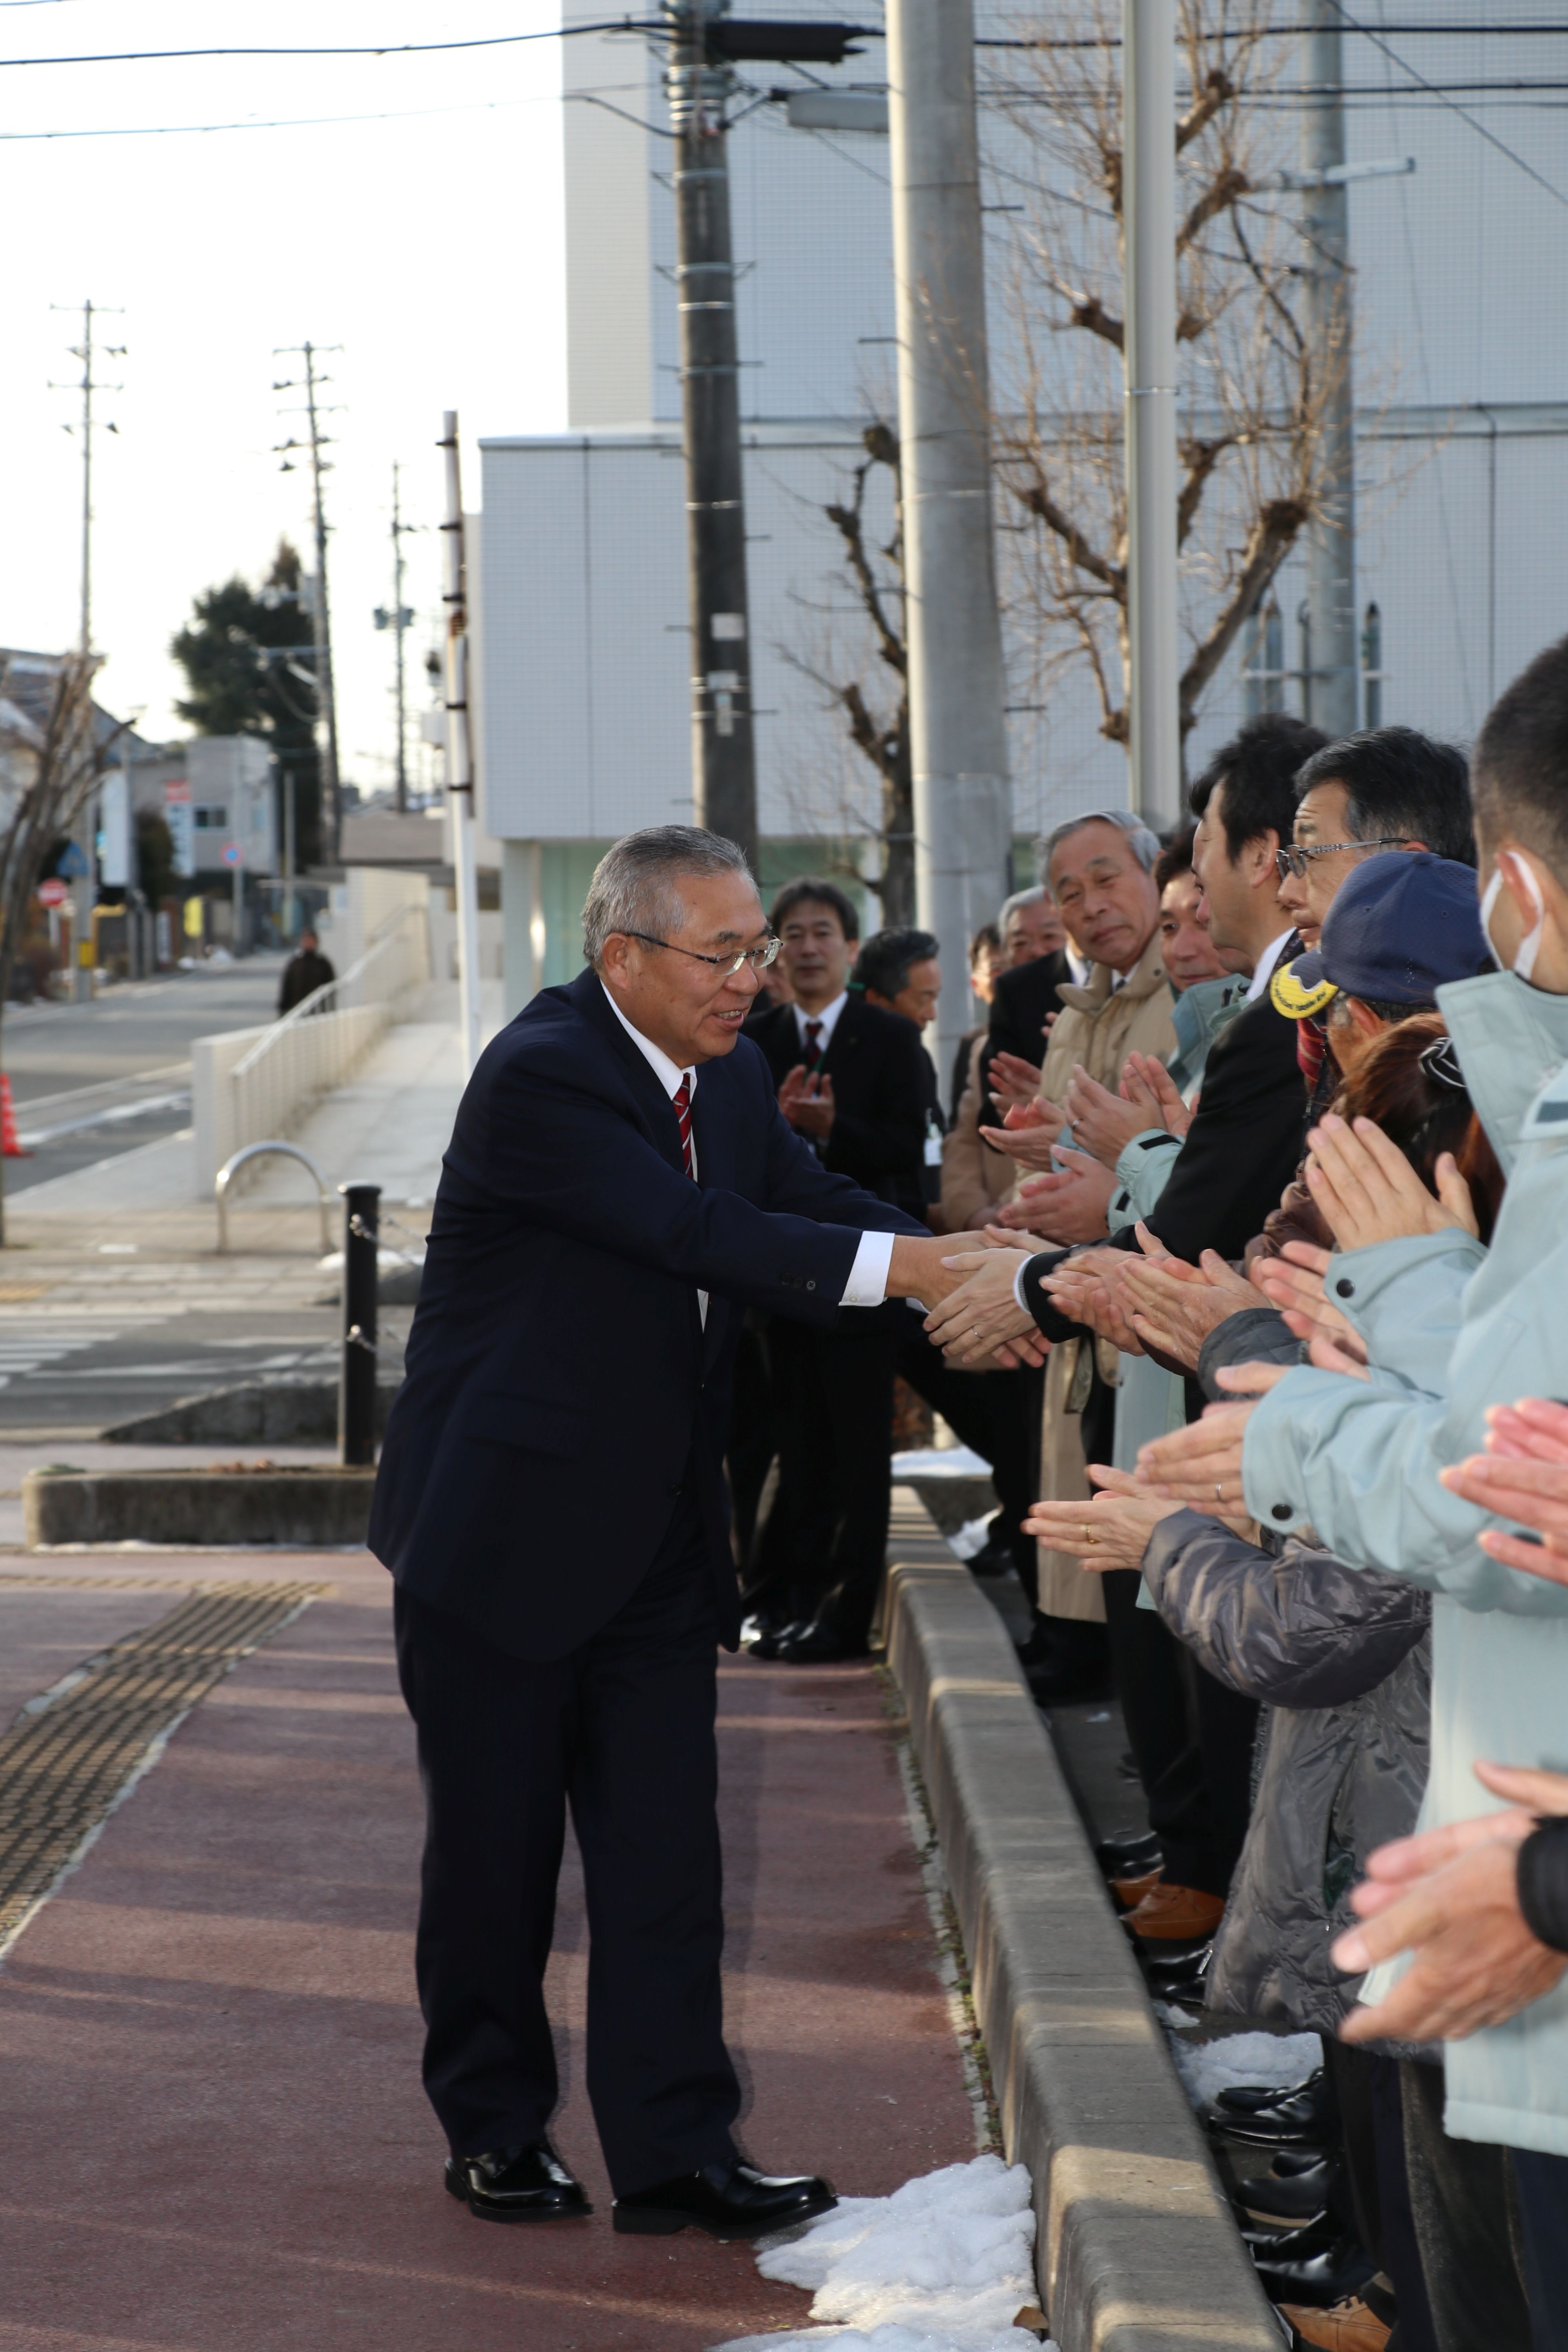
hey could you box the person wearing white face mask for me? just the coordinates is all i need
[1132,634,1568,2347]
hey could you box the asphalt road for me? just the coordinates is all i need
[0,1307,414,1438]
[1,958,286,1196]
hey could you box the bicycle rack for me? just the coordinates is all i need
[215,1141,333,1255]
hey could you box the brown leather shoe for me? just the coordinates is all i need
[1109,1866,1163,1911]
[1278,2298,1390,2352]
[1122,1881,1225,1941]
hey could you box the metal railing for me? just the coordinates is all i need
[215,1142,333,1254]
[193,902,430,1193]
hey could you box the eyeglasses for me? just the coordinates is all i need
[1274,837,1412,881]
[624,931,782,976]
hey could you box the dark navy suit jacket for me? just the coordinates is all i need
[369,967,926,1661]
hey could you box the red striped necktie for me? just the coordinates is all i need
[802,1018,824,1072]
[671,1074,696,1180]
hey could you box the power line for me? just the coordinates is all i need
[0,20,664,67]
[1322,0,1568,209]
[0,85,646,140]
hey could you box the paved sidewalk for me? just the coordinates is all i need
[0,1537,980,2351]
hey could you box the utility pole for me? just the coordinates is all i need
[1301,0,1358,738]
[51,298,124,657]
[274,343,345,860]
[439,412,484,1079]
[1122,0,1181,828]
[375,462,415,813]
[886,0,1012,1093]
[664,0,757,864]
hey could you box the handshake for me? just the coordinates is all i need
[886,1231,1047,1372]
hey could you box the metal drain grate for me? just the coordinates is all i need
[0,1581,323,1957]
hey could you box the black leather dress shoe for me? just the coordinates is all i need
[1238,2210,1338,2259]
[1095,1829,1163,1878]
[745,1618,805,1661]
[1211,2071,1336,2150]
[445,2143,590,2222]
[1217,2065,1323,2117]
[773,1621,869,1665]
[1235,2154,1343,2228]
[1024,1658,1113,1707]
[613,2157,837,2239]
[1248,2231,1376,2310]
[964,1527,1014,1578]
[1141,1939,1212,1995]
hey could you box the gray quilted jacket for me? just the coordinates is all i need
[1140,1508,1431,2038]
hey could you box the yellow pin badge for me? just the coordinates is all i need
[1270,957,1339,1021]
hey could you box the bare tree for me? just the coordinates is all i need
[784,423,916,929]
[985,0,1336,759]
[0,652,116,1243]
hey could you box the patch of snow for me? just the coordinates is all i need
[1167,2028,1322,2112]
[712,2156,1048,2352]
[945,1515,996,1561]
[892,1446,994,1481]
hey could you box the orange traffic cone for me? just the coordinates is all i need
[1,1076,27,1158]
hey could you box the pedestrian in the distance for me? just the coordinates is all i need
[276,927,335,1015]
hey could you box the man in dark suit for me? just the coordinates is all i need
[979,886,1076,1129]
[741,881,933,1662]
[370,828,956,2238]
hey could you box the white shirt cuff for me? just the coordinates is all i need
[1013,1258,1033,1313]
[841,1229,896,1307]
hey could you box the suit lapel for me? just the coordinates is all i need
[572,967,688,1179]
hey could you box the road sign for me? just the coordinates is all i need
[55,842,89,879]
[221,842,244,868]
[37,878,67,907]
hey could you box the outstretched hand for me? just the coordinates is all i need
[1250,1241,1370,1375]
[980,1094,1065,1169]
[1440,1397,1568,1585]
[989,1150,1116,1245]
[778,1064,835,1138]
[922,1242,1039,1366]
[1024,1463,1184,1569]
[1135,1361,1290,1511]
[1061,1063,1147,1169]
[1333,1761,1568,2044]
[1118,1245,1260,1372]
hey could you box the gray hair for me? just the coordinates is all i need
[1036,808,1162,898]
[998,884,1047,928]
[581,826,755,969]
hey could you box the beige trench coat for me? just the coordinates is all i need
[1030,933,1177,1621]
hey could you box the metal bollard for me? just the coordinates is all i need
[339,1180,381,1468]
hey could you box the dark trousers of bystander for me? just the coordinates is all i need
[761,1318,898,1648]
[895,1338,1036,1579]
[392,1491,741,2198]
[1399,2057,1531,2352]
[1322,2042,1439,2352]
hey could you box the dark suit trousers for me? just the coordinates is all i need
[767,1318,896,1645]
[392,1496,741,2196]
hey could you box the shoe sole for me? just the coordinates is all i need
[612,2194,835,2241]
[444,2172,592,2223]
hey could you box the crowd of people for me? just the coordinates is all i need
[722,638,1568,2352]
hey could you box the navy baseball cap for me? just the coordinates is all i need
[1271,851,1490,1020]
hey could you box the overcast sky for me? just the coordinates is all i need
[1,0,569,795]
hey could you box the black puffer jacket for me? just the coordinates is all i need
[1141,1508,1431,2039]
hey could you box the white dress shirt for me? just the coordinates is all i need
[792,988,849,1058]
[1245,929,1296,1004]
[599,985,894,1312]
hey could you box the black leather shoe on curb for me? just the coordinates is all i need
[1211,2072,1336,2150]
[445,2144,591,2221]
[613,2158,836,2239]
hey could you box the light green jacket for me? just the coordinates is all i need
[1241,969,1568,2156]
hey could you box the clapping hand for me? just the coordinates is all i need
[1061,1063,1149,1169]
[1439,1397,1568,1587]
[1122,1051,1193,1140]
[979,1093,1065,1169]
[1042,1248,1145,1355]
[1332,1761,1568,2043]
[1251,1241,1370,1376]
[1135,1359,1291,1511]
[778,1064,835,1138]
[990,1149,1116,1245]
[1305,1113,1478,1250]
[989,1051,1044,1109]
[1118,1230,1262,1372]
[1024,1463,1183,1568]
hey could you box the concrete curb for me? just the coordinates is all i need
[24,1467,376,1550]
[885,1553,1281,2352]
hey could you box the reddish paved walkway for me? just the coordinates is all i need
[0,1553,977,2350]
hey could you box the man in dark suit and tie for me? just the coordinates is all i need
[740,880,933,1661]
[370,828,959,2239]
